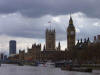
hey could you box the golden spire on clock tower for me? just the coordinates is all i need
[69,13,73,25]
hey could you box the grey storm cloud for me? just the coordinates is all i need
[1,0,100,53]
[0,0,100,18]
[0,0,100,41]
[0,12,100,41]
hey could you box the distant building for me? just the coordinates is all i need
[9,40,16,55]
[4,55,7,61]
[19,43,41,62]
[0,53,4,61]
[67,15,76,50]
[75,38,91,49]
[0,53,7,62]
[94,35,100,43]
[46,29,56,50]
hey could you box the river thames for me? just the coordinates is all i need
[0,64,100,75]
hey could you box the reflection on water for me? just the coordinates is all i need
[0,64,100,75]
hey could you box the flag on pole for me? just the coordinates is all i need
[48,21,51,29]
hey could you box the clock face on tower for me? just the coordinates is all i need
[71,31,74,35]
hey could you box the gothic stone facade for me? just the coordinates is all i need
[67,16,76,50]
[19,44,41,62]
[46,29,56,50]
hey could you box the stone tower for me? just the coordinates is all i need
[46,29,56,50]
[57,42,61,51]
[67,15,76,50]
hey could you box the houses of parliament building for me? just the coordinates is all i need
[9,15,76,62]
[9,15,100,63]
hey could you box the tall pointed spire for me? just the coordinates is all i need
[58,41,61,51]
[43,44,46,51]
[69,13,73,25]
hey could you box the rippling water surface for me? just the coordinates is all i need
[0,64,100,75]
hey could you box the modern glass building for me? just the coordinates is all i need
[9,40,16,55]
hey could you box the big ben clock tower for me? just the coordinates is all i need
[67,15,76,50]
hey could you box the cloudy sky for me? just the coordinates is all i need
[0,0,100,55]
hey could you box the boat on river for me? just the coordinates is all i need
[39,61,55,67]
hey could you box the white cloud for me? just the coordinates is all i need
[52,17,61,23]
[76,28,80,33]
[93,22,100,26]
